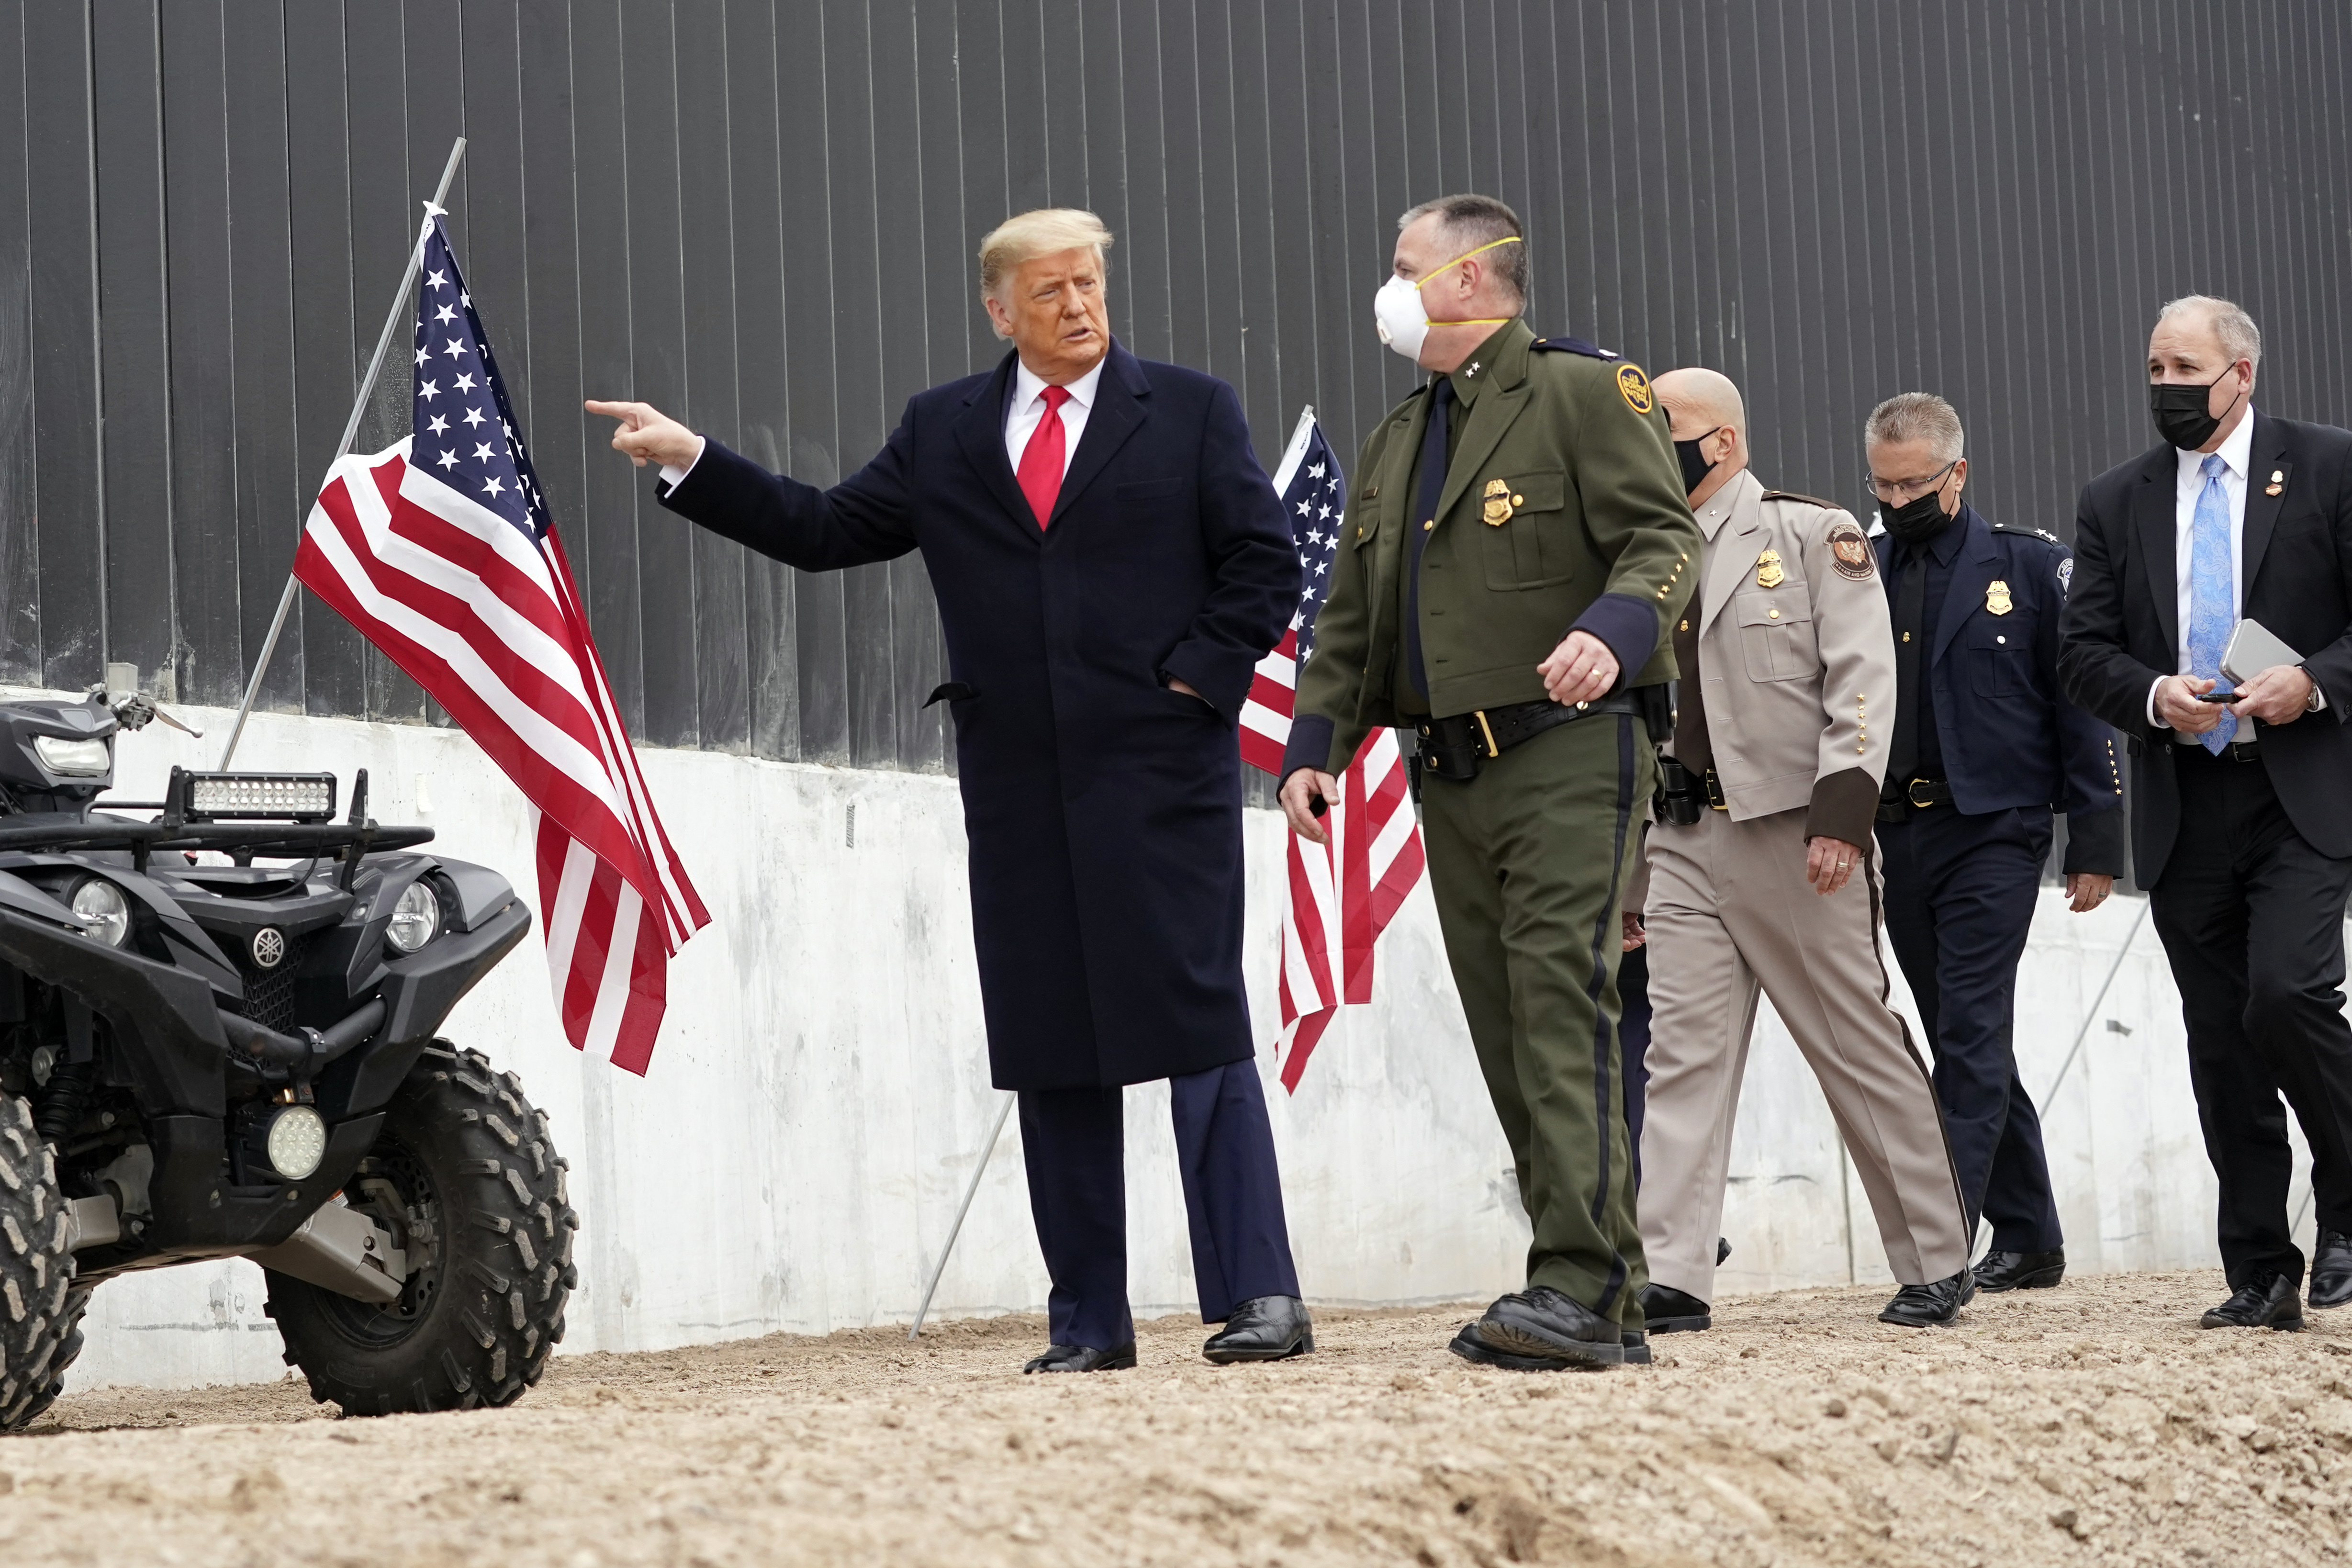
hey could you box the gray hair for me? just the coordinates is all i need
[2159,294,2262,369]
[1397,193,1527,306]
[977,208,1114,299]
[1864,392,1965,465]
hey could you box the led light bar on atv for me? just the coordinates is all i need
[174,770,337,824]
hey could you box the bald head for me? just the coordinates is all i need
[1655,367,1746,443]
[1655,367,1748,505]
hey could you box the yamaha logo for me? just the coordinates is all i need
[251,928,287,970]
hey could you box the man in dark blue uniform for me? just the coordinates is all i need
[1864,394,2127,1293]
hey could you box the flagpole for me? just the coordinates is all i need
[907,1092,1015,1339]
[215,136,468,770]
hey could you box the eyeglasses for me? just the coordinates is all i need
[1863,459,1958,504]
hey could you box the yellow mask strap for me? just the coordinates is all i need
[1414,235,1522,327]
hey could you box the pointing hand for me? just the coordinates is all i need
[584,399,703,470]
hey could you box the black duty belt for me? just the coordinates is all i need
[1656,757,1730,826]
[1877,776,1953,824]
[1415,693,1641,783]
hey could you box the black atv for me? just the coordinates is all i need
[0,687,575,1429]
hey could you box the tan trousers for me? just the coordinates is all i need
[1638,805,1970,1299]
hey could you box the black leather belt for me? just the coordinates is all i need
[1877,776,1953,824]
[1416,693,1640,782]
[2179,738,2262,763]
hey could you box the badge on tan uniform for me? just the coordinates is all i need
[1824,518,1876,582]
[1755,548,1785,588]
[1986,579,2014,615]
[1615,364,1655,414]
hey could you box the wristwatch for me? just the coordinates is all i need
[2308,675,2325,713]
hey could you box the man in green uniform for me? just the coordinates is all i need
[1277,194,1701,1369]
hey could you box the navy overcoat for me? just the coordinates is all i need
[657,342,1298,1089]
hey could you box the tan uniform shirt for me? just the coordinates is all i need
[1669,468,1893,847]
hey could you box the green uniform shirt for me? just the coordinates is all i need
[1288,320,1703,775]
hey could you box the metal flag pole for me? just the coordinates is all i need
[907,1092,1015,1339]
[215,136,468,770]
[2039,895,2152,1107]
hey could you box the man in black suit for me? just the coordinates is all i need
[2060,294,2352,1330]
[588,208,1311,1372]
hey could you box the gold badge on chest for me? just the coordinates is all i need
[1985,579,2014,615]
[1755,548,1785,588]
[1482,478,1514,526]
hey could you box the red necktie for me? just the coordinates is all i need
[1016,384,1073,529]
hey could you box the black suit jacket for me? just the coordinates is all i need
[655,341,1299,1092]
[2057,411,2352,884]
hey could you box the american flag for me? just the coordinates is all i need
[1243,409,1425,1091]
[295,212,708,1074]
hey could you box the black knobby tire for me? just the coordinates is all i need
[267,1044,578,1415]
[0,1097,92,1432]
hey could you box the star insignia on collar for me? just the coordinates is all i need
[1466,361,1481,376]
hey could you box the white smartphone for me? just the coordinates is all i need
[2221,618,2304,685]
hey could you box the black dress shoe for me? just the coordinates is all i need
[1620,1329,1652,1366]
[2309,1232,2352,1310]
[1022,1341,1137,1373]
[1448,1287,1624,1371]
[1201,1295,1314,1363]
[1879,1267,1976,1327]
[1716,1236,1732,1266]
[2201,1272,2304,1331]
[1973,1247,2066,1292]
[1638,1282,1711,1333]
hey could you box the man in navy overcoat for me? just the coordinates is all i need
[589,208,1309,1371]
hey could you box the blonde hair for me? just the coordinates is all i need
[977,208,1114,300]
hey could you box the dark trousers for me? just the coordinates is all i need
[1880,805,2064,1254]
[2152,748,2352,1290]
[1620,942,1651,1187]
[1017,1058,1300,1350]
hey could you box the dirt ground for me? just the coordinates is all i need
[3,1269,2349,1567]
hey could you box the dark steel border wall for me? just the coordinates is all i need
[0,1,2348,796]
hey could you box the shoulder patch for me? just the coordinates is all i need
[1760,490,1840,510]
[2057,556,2074,594]
[1990,522,2064,546]
[1530,335,1621,360]
[1823,517,1876,582]
[1613,363,1654,414]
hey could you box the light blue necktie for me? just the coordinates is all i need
[2188,452,2237,752]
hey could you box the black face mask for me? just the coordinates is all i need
[1673,428,1721,495]
[1881,486,1956,547]
[2150,367,2245,451]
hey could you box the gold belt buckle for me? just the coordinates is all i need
[1907,777,1938,808]
[1472,709,1500,758]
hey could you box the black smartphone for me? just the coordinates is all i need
[2193,691,2238,703]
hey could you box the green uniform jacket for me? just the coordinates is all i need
[1284,320,1704,776]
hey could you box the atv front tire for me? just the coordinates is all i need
[267,1044,577,1415]
[0,1097,91,1431]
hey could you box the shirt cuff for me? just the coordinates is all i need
[657,435,708,490]
[2311,673,2329,712]
[2146,674,2167,729]
[1566,592,1660,694]
[1803,767,1880,849]
[1280,714,1338,783]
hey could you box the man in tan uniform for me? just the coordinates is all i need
[1636,368,1973,1330]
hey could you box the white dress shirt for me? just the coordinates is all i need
[2149,408,2255,729]
[1004,355,1104,478]
[657,354,1107,493]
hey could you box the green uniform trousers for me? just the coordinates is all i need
[1421,708,1655,1325]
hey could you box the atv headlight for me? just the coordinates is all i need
[264,1105,327,1181]
[69,878,130,947]
[387,881,441,954]
[34,734,112,776]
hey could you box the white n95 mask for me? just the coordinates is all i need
[1371,235,1524,361]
